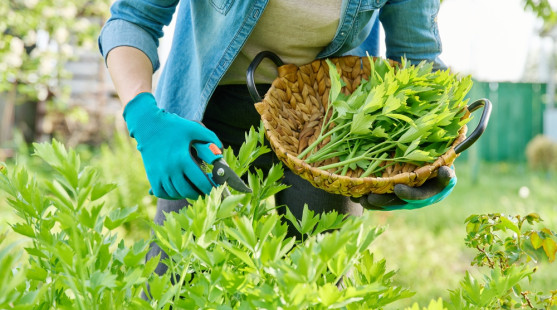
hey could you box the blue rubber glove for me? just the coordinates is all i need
[353,166,457,211]
[123,92,222,200]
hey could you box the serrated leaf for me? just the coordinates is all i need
[496,216,520,235]
[225,216,257,252]
[363,84,386,113]
[284,208,302,234]
[104,205,138,230]
[398,126,430,144]
[219,241,256,269]
[404,150,435,162]
[10,223,35,238]
[371,126,389,139]
[326,59,343,104]
[351,113,375,135]
[217,194,245,219]
[91,183,118,201]
[300,205,320,236]
[332,100,352,117]
[142,253,161,277]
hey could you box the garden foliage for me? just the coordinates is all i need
[0,125,411,309]
[0,125,556,309]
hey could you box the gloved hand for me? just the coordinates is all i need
[123,92,223,200]
[352,166,457,211]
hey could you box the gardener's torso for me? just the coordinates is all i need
[155,0,381,120]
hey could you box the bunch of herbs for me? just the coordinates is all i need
[298,57,473,177]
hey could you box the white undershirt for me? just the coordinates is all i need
[220,0,342,85]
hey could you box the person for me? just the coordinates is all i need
[98,0,455,278]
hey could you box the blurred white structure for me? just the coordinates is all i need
[437,0,543,82]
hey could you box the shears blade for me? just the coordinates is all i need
[212,159,252,193]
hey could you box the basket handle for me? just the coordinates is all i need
[454,98,492,154]
[247,51,284,103]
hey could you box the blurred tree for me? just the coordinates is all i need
[524,0,557,30]
[0,0,110,145]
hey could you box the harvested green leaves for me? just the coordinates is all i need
[296,57,472,177]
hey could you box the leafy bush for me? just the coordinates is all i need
[0,125,555,309]
[445,213,557,309]
[0,126,411,309]
[92,132,155,240]
[1,0,109,99]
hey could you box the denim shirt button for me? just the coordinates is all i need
[340,32,346,36]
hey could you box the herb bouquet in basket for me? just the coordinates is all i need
[248,51,491,198]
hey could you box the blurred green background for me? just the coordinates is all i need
[1,0,557,308]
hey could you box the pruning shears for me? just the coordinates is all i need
[193,142,252,197]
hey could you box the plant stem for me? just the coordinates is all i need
[305,137,346,163]
[297,123,350,159]
[341,140,361,175]
[360,153,389,178]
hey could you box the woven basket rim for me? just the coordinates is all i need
[256,55,468,196]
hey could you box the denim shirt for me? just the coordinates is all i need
[99,0,444,121]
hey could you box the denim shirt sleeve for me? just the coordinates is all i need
[344,17,381,57]
[98,0,179,72]
[380,0,446,70]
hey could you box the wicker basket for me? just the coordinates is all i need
[250,53,483,197]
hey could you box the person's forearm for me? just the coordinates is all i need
[106,46,153,107]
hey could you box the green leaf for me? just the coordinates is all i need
[79,202,105,230]
[530,232,543,249]
[10,223,35,238]
[398,125,431,144]
[142,253,161,277]
[314,211,346,235]
[371,126,389,139]
[495,216,520,235]
[27,265,48,282]
[300,205,320,236]
[24,247,48,259]
[124,239,151,267]
[219,241,256,269]
[351,113,375,135]
[363,84,386,113]
[332,100,352,117]
[225,216,257,252]
[404,139,421,157]
[542,238,557,262]
[386,113,416,127]
[104,205,138,230]
[404,150,435,162]
[259,236,283,265]
[326,59,343,104]
[318,283,342,307]
[284,208,302,234]
[91,183,117,201]
[382,94,402,115]
[89,270,117,292]
[346,83,368,110]
[256,214,278,242]
[217,194,244,219]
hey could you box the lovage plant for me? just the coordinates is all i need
[0,125,412,309]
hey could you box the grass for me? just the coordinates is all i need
[368,157,557,308]
[1,139,556,308]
